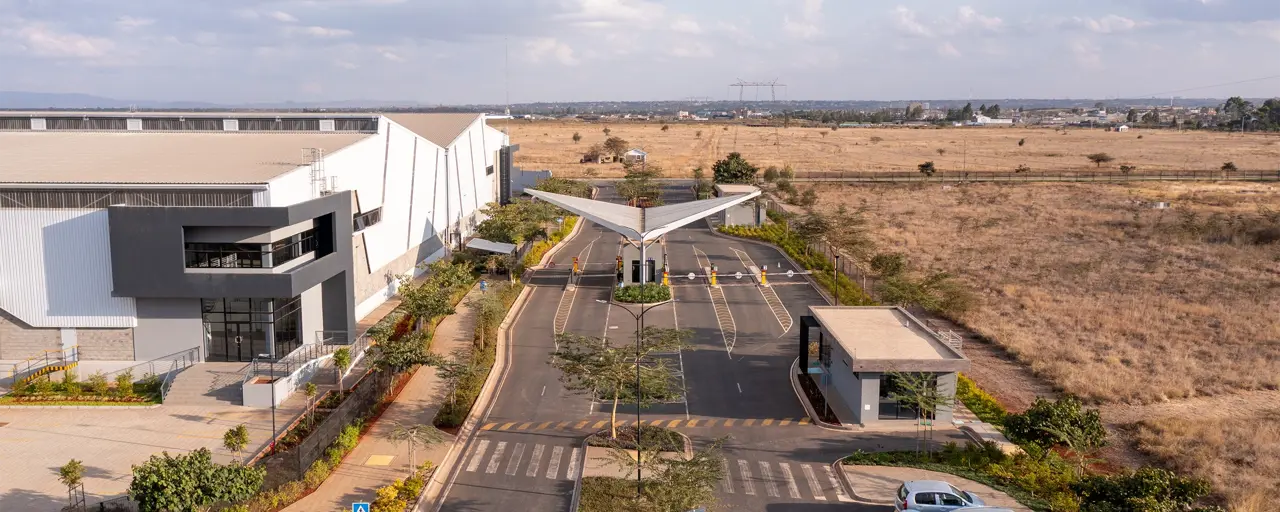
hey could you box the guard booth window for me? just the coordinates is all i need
[631,259,656,283]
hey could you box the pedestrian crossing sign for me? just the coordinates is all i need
[352,503,370,512]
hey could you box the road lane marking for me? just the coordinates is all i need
[481,423,496,431]
[687,419,698,427]
[798,417,812,425]
[567,447,582,480]
[702,419,717,427]
[801,464,826,500]
[556,421,570,429]
[593,420,607,429]
[762,419,774,426]
[541,386,546,396]
[485,442,507,474]
[744,419,756,426]
[505,443,526,476]
[724,419,735,427]
[737,460,755,496]
[667,420,682,428]
[526,444,545,477]
[824,465,854,502]
[517,422,532,430]
[759,461,780,497]
[465,440,490,472]
[721,459,734,494]
[779,419,791,426]
[537,422,552,429]
[779,463,801,499]
[546,446,564,479]
[737,382,742,393]
[500,422,515,430]
[575,421,588,429]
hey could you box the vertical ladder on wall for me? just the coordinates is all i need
[304,148,329,198]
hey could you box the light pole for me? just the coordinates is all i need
[833,254,840,306]
[611,300,665,502]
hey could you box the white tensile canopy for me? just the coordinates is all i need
[465,238,518,255]
[524,189,762,242]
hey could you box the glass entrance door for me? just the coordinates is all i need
[225,323,251,362]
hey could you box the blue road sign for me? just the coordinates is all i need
[352,503,370,512]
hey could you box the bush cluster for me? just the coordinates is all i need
[956,374,1007,425]
[613,283,671,304]
[8,369,161,404]
[523,216,579,267]
[371,461,434,512]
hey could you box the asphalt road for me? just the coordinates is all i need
[435,182,918,512]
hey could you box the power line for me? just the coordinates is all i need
[1127,74,1280,99]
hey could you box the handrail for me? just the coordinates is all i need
[102,346,200,382]
[8,345,78,383]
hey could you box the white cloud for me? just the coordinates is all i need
[783,0,824,40]
[957,6,1002,31]
[669,41,713,58]
[892,6,932,37]
[291,26,353,37]
[233,9,260,20]
[670,17,702,34]
[1070,39,1102,68]
[1074,14,1139,34]
[6,21,113,58]
[555,0,665,28]
[334,60,359,69]
[937,41,961,57]
[114,16,154,32]
[377,48,405,62]
[525,37,579,66]
[269,11,299,23]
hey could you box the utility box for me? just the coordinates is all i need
[714,184,765,226]
[619,241,666,285]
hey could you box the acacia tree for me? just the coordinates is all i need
[1086,153,1115,168]
[550,328,690,439]
[791,211,832,257]
[572,132,582,144]
[602,436,728,510]
[603,136,630,161]
[712,152,759,183]
[398,278,456,331]
[615,165,663,206]
[387,423,445,475]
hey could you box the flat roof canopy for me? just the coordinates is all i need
[525,188,761,242]
[809,306,970,373]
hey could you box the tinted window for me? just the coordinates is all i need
[948,485,965,497]
[914,493,937,505]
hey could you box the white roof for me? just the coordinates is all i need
[525,189,761,241]
[809,306,962,361]
[465,238,518,254]
[625,148,647,155]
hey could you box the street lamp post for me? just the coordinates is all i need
[612,300,665,503]
[833,254,840,306]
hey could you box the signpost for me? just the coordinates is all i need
[352,503,370,512]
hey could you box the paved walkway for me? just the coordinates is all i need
[284,286,481,511]
[842,464,1031,511]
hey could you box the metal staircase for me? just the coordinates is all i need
[8,346,79,388]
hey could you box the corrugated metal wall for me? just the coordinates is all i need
[0,209,137,328]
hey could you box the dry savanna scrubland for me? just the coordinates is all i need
[814,181,1280,510]
[496,120,1280,177]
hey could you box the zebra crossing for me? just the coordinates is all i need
[720,458,854,503]
[463,438,583,481]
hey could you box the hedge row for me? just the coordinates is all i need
[523,216,579,267]
[717,223,874,305]
[433,281,524,429]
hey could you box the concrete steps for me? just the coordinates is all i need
[163,362,250,406]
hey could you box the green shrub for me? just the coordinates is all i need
[1004,395,1107,450]
[128,448,263,512]
[434,282,524,429]
[115,369,135,397]
[372,482,407,512]
[1071,467,1212,512]
[34,377,55,394]
[612,283,671,303]
[87,371,109,395]
[398,474,425,501]
[956,374,1007,425]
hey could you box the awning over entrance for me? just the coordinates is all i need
[465,238,518,255]
[524,188,762,242]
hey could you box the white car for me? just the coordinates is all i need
[894,480,986,512]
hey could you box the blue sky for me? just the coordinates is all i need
[1,0,1278,104]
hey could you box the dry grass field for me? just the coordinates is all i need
[812,181,1280,509]
[496,120,1280,177]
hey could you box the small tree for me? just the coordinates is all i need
[602,126,611,136]
[762,166,780,183]
[582,144,603,163]
[333,347,352,389]
[936,148,946,156]
[223,424,250,464]
[550,329,690,439]
[398,277,456,331]
[1119,164,1136,174]
[1086,153,1115,168]
[1015,164,1031,173]
[371,331,443,376]
[305,382,318,427]
[571,132,582,144]
[602,136,629,161]
[1003,395,1108,451]
[712,152,759,184]
[1221,161,1238,172]
[918,161,937,176]
[59,459,85,508]
[884,371,955,458]
[1018,138,1026,146]
[114,369,134,397]
[661,124,669,132]
[792,211,832,256]
[387,423,445,476]
[129,448,264,512]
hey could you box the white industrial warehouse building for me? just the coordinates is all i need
[0,112,510,368]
